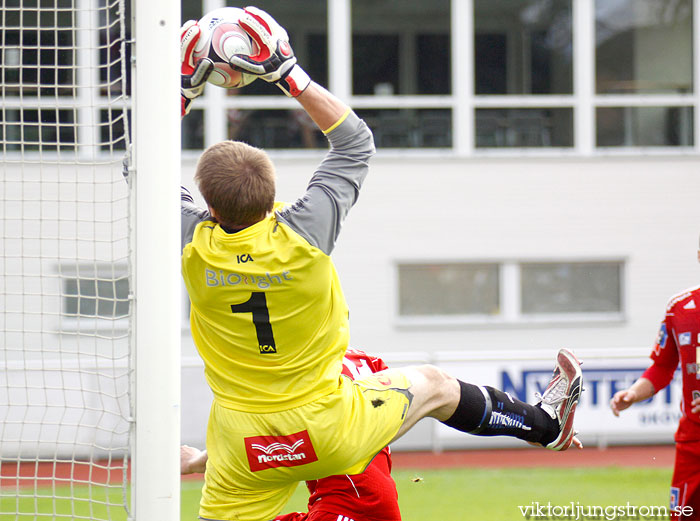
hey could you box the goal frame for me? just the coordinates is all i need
[131,1,182,519]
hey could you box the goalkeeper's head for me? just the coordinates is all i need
[194,140,276,230]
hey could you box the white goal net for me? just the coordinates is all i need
[0,1,176,519]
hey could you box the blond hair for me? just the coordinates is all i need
[194,141,276,228]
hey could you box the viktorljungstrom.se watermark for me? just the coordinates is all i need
[518,501,694,520]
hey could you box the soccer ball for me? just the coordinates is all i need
[192,7,259,89]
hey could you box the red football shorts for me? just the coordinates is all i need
[670,440,700,520]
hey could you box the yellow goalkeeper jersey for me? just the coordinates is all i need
[181,111,375,412]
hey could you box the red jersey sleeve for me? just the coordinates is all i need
[342,348,389,379]
[642,316,679,392]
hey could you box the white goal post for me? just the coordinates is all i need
[0,1,181,519]
[131,0,182,520]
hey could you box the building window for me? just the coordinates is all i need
[182,0,203,23]
[182,109,205,150]
[357,109,452,149]
[474,0,573,95]
[473,0,574,150]
[595,0,692,95]
[398,263,500,316]
[352,0,451,96]
[62,267,130,319]
[594,0,694,149]
[0,109,77,152]
[8,0,699,155]
[2,0,76,98]
[99,1,132,97]
[227,109,326,149]
[475,108,573,148]
[596,106,694,147]
[397,260,624,324]
[520,262,622,314]
[100,108,130,151]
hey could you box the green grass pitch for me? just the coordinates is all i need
[3,466,671,521]
[184,466,672,521]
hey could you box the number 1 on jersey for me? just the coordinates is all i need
[230,292,277,354]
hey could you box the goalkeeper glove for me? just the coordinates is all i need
[229,6,311,97]
[181,20,213,117]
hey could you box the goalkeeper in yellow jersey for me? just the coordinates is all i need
[180,6,583,521]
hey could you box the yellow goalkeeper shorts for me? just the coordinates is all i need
[198,369,412,521]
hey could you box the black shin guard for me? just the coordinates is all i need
[442,380,493,434]
[442,381,558,444]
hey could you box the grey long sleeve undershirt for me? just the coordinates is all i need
[181,110,375,254]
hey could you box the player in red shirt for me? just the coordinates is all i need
[182,348,402,521]
[611,244,700,519]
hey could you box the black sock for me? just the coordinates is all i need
[442,381,558,445]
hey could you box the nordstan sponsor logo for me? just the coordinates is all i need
[257,452,306,464]
[244,430,318,472]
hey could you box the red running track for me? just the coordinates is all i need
[390,445,675,469]
[1,445,675,489]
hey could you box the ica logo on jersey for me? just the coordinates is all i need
[237,254,254,263]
